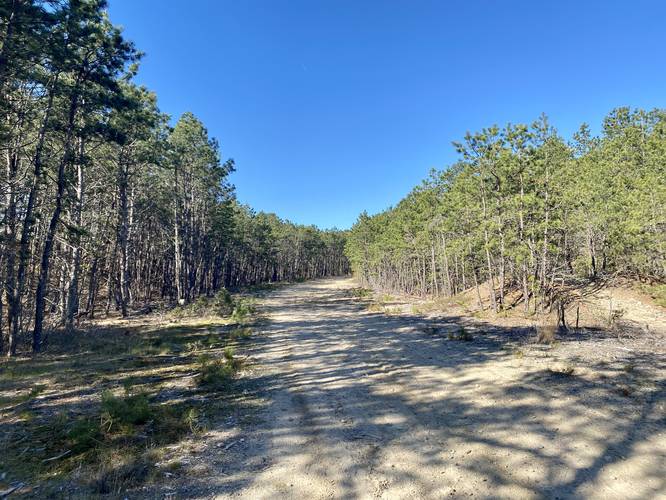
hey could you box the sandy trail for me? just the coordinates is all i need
[190,277,664,499]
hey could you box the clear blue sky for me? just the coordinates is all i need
[107,0,666,229]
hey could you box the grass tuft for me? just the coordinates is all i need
[101,390,153,430]
[350,287,372,299]
[547,364,575,377]
[198,354,234,388]
[447,327,473,341]
[231,298,256,325]
[0,309,254,496]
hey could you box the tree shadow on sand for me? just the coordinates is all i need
[174,282,665,498]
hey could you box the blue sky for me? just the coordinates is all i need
[108,0,666,229]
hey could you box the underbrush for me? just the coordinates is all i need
[197,347,244,389]
[350,287,372,299]
[170,290,258,331]
[171,288,235,318]
[231,298,257,325]
[0,301,259,496]
[1,385,199,496]
[641,283,666,308]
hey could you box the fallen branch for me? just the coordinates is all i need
[0,483,25,498]
[0,400,30,414]
[42,449,71,463]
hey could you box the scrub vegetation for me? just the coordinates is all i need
[346,111,666,330]
[0,290,259,496]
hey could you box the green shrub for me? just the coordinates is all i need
[211,289,235,315]
[172,288,236,318]
[101,390,153,430]
[197,347,244,388]
[198,354,234,388]
[231,298,256,324]
[67,418,102,453]
[152,406,195,441]
[181,407,202,433]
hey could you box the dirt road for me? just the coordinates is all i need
[184,278,665,499]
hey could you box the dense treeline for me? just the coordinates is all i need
[346,110,666,314]
[0,0,348,355]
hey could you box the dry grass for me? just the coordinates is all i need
[0,299,257,497]
[640,283,666,308]
[365,303,384,313]
[350,287,372,299]
[536,323,558,344]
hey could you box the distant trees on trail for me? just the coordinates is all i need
[0,0,348,356]
[346,110,666,314]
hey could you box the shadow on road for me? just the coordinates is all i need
[186,279,666,498]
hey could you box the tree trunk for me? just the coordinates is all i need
[174,160,184,304]
[65,136,84,331]
[33,84,79,352]
[10,73,58,355]
[117,160,131,316]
